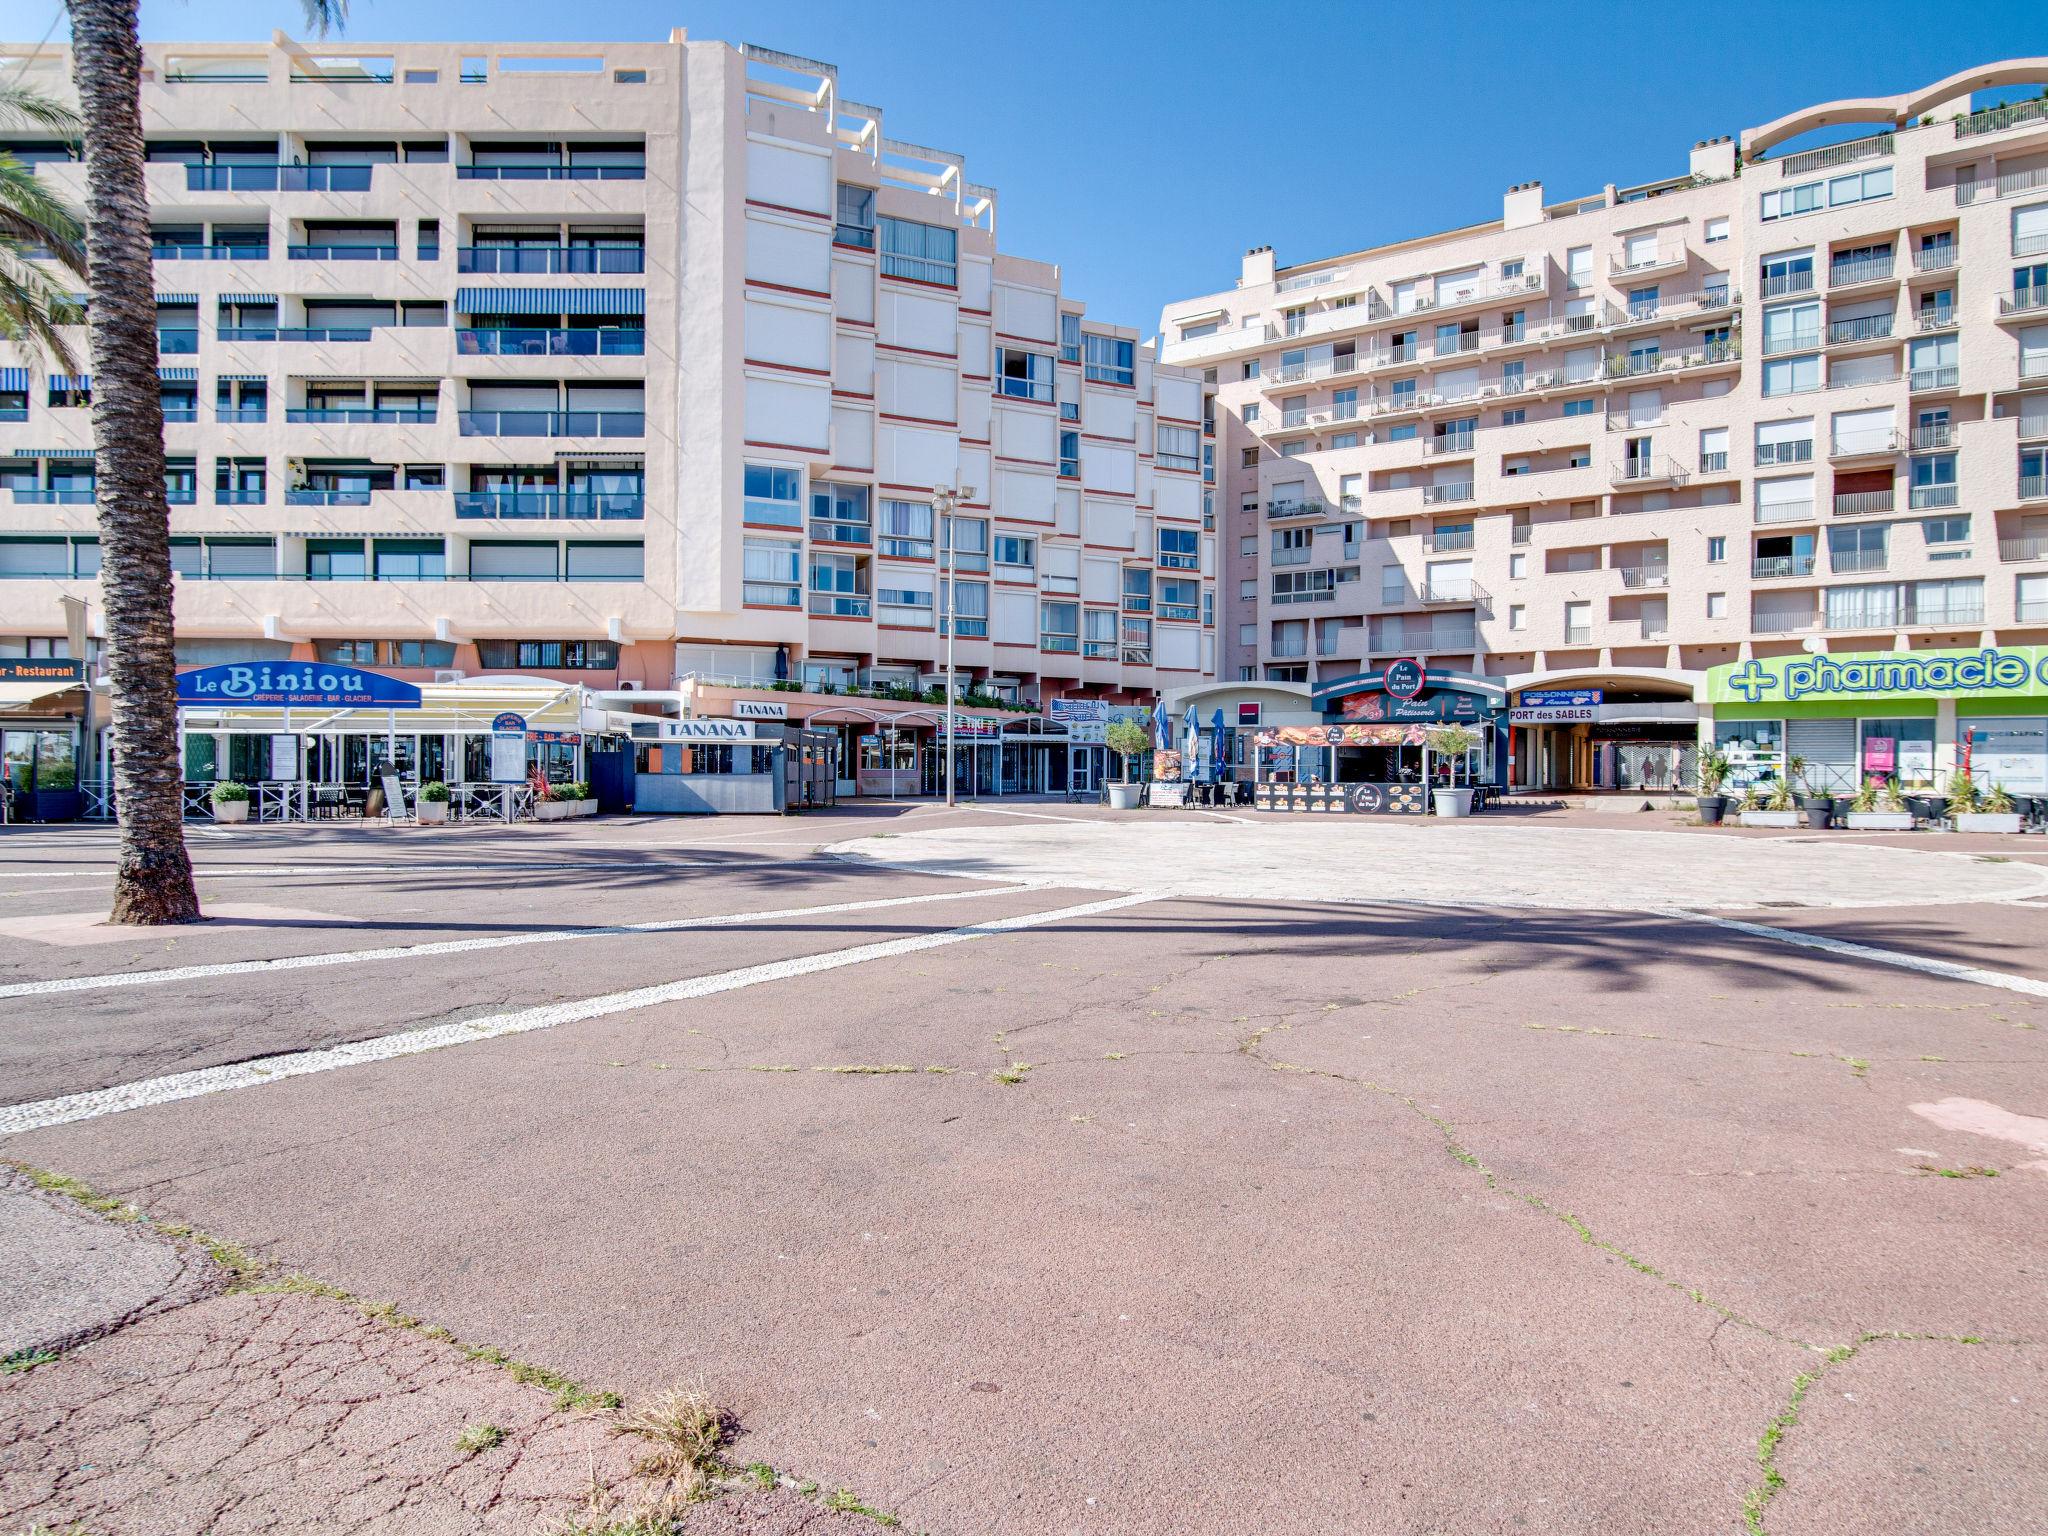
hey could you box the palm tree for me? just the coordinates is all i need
[65,0,346,923]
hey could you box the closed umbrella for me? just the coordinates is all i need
[1152,698,1169,753]
[773,644,789,682]
[1210,707,1227,783]
[1182,706,1199,781]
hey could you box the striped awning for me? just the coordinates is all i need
[0,368,28,391]
[49,375,89,392]
[158,368,198,382]
[455,286,644,316]
[220,293,278,305]
[155,292,200,306]
[37,448,96,459]
[215,373,269,384]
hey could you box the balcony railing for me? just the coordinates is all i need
[1617,566,1670,589]
[1909,366,1959,392]
[1753,554,1817,579]
[1829,431,1898,458]
[1266,498,1325,519]
[1426,429,1476,456]
[453,491,644,520]
[457,410,644,437]
[456,246,646,274]
[186,164,373,192]
[1956,165,2048,205]
[1421,482,1475,505]
[1833,489,1895,516]
[1828,255,1895,288]
[1999,285,2048,317]
[1420,578,1487,606]
[1825,602,1983,631]
[2001,535,2048,562]
[1827,315,1894,345]
[287,243,398,261]
[1917,306,1957,332]
[1755,500,1816,525]
[456,163,646,181]
[1422,528,1475,552]
[1562,627,1592,645]
[809,592,872,618]
[161,405,199,422]
[1699,451,1729,473]
[1762,330,1821,357]
[216,407,267,423]
[213,488,265,504]
[1830,548,1888,574]
[286,407,436,425]
[1913,244,1959,272]
[2021,474,2048,501]
[1611,455,1689,484]
[1955,97,2048,138]
[1909,483,1959,509]
[2017,232,2048,261]
[1911,424,1953,450]
[10,488,95,504]
[1754,440,1815,467]
[152,242,266,260]
[1610,245,1687,275]
[219,326,372,343]
[1760,271,1816,299]
[1779,132,1892,175]
[456,327,646,356]
[284,487,377,506]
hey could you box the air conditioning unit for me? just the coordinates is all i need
[434,669,465,682]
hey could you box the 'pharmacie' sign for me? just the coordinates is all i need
[176,663,422,709]
[1707,648,2048,707]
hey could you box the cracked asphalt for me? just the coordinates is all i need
[1,802,2044,1535]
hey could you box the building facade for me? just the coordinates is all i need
[0,31,1212,801]
[1161,60,2048,795]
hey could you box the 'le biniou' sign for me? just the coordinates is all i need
[175,663,424,709]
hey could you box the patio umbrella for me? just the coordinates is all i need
[1182,705,1199,780]
[1153,698,1169,753]
[1210,707,1227,782]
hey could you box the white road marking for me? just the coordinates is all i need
[0,858,822,884]
[1692,913,2048,999]
[0,892,1157,1134]
[0,884,1041,1001]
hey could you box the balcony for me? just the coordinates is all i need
[453,491,644,520]
[1263,354,1361,390]
[1754,441,1815,468]
[2022,474,2048,501]
[1753,554,1817,579]
[1755,499,1817,526]
[1916,306,1958,332]
[1421,529,1475,554]
[2002,535,2048,562]
[1610,244,1687,277]
[10,487,94,505]
[457,163,646,181]
[1421,482,1475,505]
[1828,255,1896,290]
[1956,165,2048,206]
[1831,548,1888,575]
[456,246,646,274]
[1610,455,1688,486]
[1425,429,1476,457]
[456,327,646,357]
[1617,566,1670,589]
[185,163,373,192]
[1909,366,1959,393]
[1955,97,2048,139]
[809,592,871,619]
[1375,268,1545,322]
[151,242,265,261]
[287,244,398,261]
[286,407,436,425]
[1761,271,1816,299]
[1266,498,1326,520]
[1999,284,2048,318]
[219,327,373,343]
[1828,431,1899,461]
[1779,132,1892,176]
[1910,423,1953,450]
[1913,243,1960,273]
[1909,483,1959,510]
[1420,578,1487,606]
[1833,489,1895,516]
[457,410,644,438]
[1827,314,1894,347]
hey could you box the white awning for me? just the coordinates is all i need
[0,680,81,709]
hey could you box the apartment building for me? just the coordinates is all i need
[0,31,1210,800]
[1161,60,2048,795]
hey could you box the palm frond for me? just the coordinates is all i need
[0,82,81,137]
[300,1,351,39]
[0,153,87,277]
[0,245,82,373]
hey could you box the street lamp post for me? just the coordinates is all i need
[933,481,976,808]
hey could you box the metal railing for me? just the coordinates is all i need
[1762,330,1821,357]
[1421,483,1475,505]
[1955,97,2048,138]
[1913,244,1959,272]
[1421,578,1487,605]
[1422,528,1475,552]
[286,407,435,425]
[1830,548,1889,574]
[1909,483,1959,509]
[456,245,646,273]
[1909,366,1959,392]
[1778,132,1892,176]
[1829,432,1898,457]
[152,242,266,260]
[1911,424,1953,450]
[457,410,644,437]
[284,487,374,506]
[457,163,646,180]
[456,327,645,356]
[185,164,373,192]
[1956,165,2048,205]
[1760,271,1816,298]
[1610,245,1687,274]
[2000,285,2048,317]
[1917,307,1957,332]
[454,491,644,519]
[1828,315,1893,345]
[1426,430,1476,456]
[287,243,398,261]
[1611,455,1689,483]
[1752,554,1817,579]
[1828,255,1895,287]
[218,326,373,343]
[1834,489,1894,516]
[1754,500,1816,525]
[2016,232,2048,260]
[1755,440,1815,467]
[1825,601,1983,631]
[1699,451,1729,473]
[1617,566,1670,588]
[1266,498,1326,519]
[2021,474,2048,502]
[2001,535,2048,562]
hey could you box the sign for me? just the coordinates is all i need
[267,734,300,782]
[1236,702,1262,726]
[1707,648,2048,706]
[1261,724,1433,747]
[1863,735,1897,774]
[526,729,582,746]
[0,658,85,684]
[177,663,422,710]
[1520,688,1602,708]
[1383,658,1427,700]
[1512,706,1598,725]
[943,714,1000,738]
[491,711,528,735]
[732,698,787,721]
[488,733,527,784]
[675,718,755,740]
[1339,690,1487,723]
[1048,699,1106,725]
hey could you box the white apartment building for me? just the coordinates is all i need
[0,31,1211,799]
[1162,60,2048,793]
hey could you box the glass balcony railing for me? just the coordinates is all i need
[284,488,375,505]
[808,592,871,618]
[218,326,372,343]
[456,163,645,181]
[457,410,644,438]
[453,491,644,520]
[287,243,399,261]
[152,242,267,260]
[286,407,436,425]
[456,246,646,273]
[12,487,96,503]
[214,488,266,505]
[455,327,645,357]
[185,164,373,192]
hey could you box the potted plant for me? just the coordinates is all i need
[1103,718,1152,810]
[1738,778,1798,828]
[1955,778,2023,835]
[1695,747,1730,825]
[1786,754,1833,829]
[1843,776,1913,832]
[210,780,251,823]
[1424,725,1480,817]
[417,780,450,823]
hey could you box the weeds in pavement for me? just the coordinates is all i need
[457,1423,507,1454]
[825,1064,915,1075]
[610,1387,730,1503]
[745,1461,777,1489]
[4,1346,60,1375]
[992,1060,1033,1084]
[1915,1163,1999,1179]
[824,1487,902,1525]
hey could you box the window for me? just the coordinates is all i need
[373,538,444,581]
[306,539,367,581]
[475,639,618,670]
[996,347,1055,402]
[1761,166,1891,221]
[1707,591,1728,619]
[1082,607,1118,657]
[1244,359,1260,380]
[939,577,988,637]
[1059,312,1081,364]
[1241,446,1260,470]
[1760,249,1815,298]
[1706,535,1726,563]
[1083,333,1135,386]
[1157,424,1200,472]
[1237,623,1257,646]
[993,534,1035,576]
[1501,407,1526,426]
[1755,417,1815,466]
[1508,604,1525,630]
[742,537,800,606]
[1158,526,1200,569]
[1242,402,1261,424]
[877,581,933,627]
[1123,566,1152,611]
[1380,564,1407,603]
[1699,426,1730,472]
[743,463,801,527]
[809,482,871,545]
[1762,355,1821,396]
[1565,246,1591,288]
[1563,398,1595,418]
[1829,522,1889,573]
[1705,217,1730,244]
[836,183,876,249]
[1039,600,1079,652]
[1508,552,1527,579]
[1762,300,1821,357]
[879,499,934,559]
[417,218,439,259]
[878,216,956,285]
[1271,569,1336,603]
[1564,600,1592,641]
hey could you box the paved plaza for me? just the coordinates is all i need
[2,804,2045,1535]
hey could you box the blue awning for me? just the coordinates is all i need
[155,292,200,306]
[0,368,28,391]
[38,448,96,459]
[220,293,278,305]
[455,286,643,316]
[215,373,268,384]
[49,375,89,392]
[158,368,198,382]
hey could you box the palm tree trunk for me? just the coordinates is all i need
[68,0,199,923]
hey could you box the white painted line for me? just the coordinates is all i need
[2,858,828,885]
[0,884,1042,1001]
[1692,913,2048,999]
[0,891,1157,1134]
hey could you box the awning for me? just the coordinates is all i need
[32,448,95,460]
[155,292,199,306]
[0,368,28,392]
[215,373,269,383]
[220,293,278,305]
[0,680,81,710]
[48,375,89,392]
[158,367,198,382]
[455,286,644,316]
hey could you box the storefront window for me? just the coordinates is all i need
[1714,719,1783,789]
[1859,718,1935,790]
[1962,718,2047,795]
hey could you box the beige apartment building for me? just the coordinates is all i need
[0,31,1210,802]
[1162,60,2048,795]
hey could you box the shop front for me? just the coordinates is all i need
[1507,676,1701,793]
[1249,663,1506,813]
[0,658,88,822]
[1703,647,2048,798]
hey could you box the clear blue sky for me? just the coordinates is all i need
[37,0,2048,330]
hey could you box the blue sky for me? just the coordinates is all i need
[43,0,2048,331]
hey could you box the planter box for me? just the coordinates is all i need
[1738,810,1799,827]
[574,798,598,817]
[1432,788,1475,819]
[417,800,449,823]
[1953,812,2023,834]
[535,800,575,821]
[1107,782,1142,810]
[1844,812,1913,831]
[212,799,249,823]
